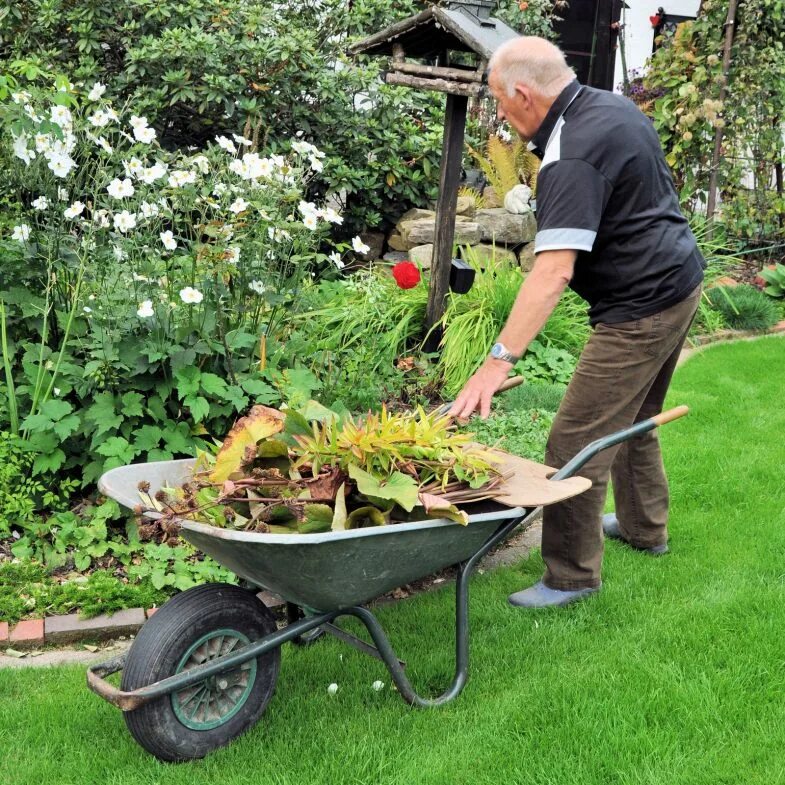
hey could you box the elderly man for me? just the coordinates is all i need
[449,36,704,608]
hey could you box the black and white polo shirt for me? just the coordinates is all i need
[531,80,704,325]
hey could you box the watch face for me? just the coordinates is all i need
[490,343,503,358]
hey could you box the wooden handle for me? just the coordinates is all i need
[498,375,524,393]
[651,405,689,427]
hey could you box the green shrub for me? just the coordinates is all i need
[705,285,780,331]
[497,382,566,414]
[465,408,555,462]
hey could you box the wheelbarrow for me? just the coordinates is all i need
[88,405,688,761]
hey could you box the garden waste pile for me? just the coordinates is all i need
[136,403,511,540]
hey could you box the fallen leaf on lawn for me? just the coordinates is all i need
[4,648,27,658]
[83,644,99,653]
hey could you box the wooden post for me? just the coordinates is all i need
[424,93,468,351]
[706,0,739,226]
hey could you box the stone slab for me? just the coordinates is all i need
[44,607,145,645]
[476,208,537,244]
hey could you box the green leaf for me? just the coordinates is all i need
[175,366,201,399]
[121,391,145,417]
[40,399,73,421]
[200,372,228,398]
[52,414,80,440]
[86,393,122,437]
[33,449,65,474]
[184,395,210,423]
[96,436,136,463]
[241,377,278,404]
[332,483,348,531]
[134,425,164,453]
[348,465,419,512]
[346,505,387,529]
[298,504,333,533]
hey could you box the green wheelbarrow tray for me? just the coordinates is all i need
[86,406,688,761]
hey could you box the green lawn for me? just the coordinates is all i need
[2,337,785,785]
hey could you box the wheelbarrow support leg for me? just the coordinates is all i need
[342,506,541,707]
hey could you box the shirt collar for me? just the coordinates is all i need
[530,80,583,159]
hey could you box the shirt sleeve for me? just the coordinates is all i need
[533,159,612,254]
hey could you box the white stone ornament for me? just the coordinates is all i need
[503,184,533,215]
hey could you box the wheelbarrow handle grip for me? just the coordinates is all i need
[551,404,690,481]
[651,405,689,426]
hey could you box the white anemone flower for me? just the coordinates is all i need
[248,280,266,295]
[302,213,318,231]
[352,236,371,255]
[229,197,249,214]
[327,683,339,696]
[329,251,345,270]
[168,170,197,188]
[12,134,35,165]
[123,158,144,178]
[298,200,318,218]
[11,224,31,242]
[89,110,110,128]
[140,163,167,184]
[215,135,237,154]
[232,134,253,147]
[32,196,49,211]
[11,91,31,105]
[57,187,69,201]
[160,230,177,251]
[213,183,228,196]
[64,201,86,220]
[107,177,135,199]
[88,82,107,101]
[96,137,113,154]
[226,247,240,264]
[179,287,204,305]
[129,115,149,131]
[50,105,73,127]
[113,245,127,261]
[48,154,76,178]
[321,207,343,225]
[113,210,137,233]
[136,300,154,318]
[134,125,156,144]
[309,155,324,173]
[191,155,210,174]
[34,134,51,154]
[139,201,159,219]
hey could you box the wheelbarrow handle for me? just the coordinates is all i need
[434,375,525,417]
[552,405,690,481]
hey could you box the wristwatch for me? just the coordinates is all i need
[489,342,520,364]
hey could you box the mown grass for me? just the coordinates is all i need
[2,337,785,785]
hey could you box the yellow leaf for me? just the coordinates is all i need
[386,172,396,187]
[209,405,285,482]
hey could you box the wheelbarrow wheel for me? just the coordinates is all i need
[121,583,280,762]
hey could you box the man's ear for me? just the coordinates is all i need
[513,83,533,110]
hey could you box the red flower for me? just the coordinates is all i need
[392,261,421,289]
[650,14,662,27]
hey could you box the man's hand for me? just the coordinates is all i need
[448,358,513,420]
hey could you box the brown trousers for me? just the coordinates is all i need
[541,285,701,590]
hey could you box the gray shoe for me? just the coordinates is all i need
[602,514,669,555]
[508,580,601,608]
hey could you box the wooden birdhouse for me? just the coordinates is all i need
[349,1,519,344]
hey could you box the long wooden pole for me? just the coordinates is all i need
[706,0,740,224]
[424,93,468,350]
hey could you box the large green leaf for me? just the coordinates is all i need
[348,465,419,512]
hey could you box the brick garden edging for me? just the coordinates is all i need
[2,591,285,650]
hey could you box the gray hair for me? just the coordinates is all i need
[489,37,575,98]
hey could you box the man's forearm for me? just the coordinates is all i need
[497,250,576,357]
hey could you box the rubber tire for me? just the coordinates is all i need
[121,583,280,762]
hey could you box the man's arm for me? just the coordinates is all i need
[447,249,576,419]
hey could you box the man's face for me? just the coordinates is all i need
[489,69,538,142]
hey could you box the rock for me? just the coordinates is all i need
[358,231,384,261]
[409,244,434,268]
[461,243,517,266]
[518,241,537,272]
[476,208,536,245]
[387,230,408,252]
[395,207,435,227]
[404,218,482,247]
[383,251,408,264]
[483,186,502,208]
[455,195,476,217]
